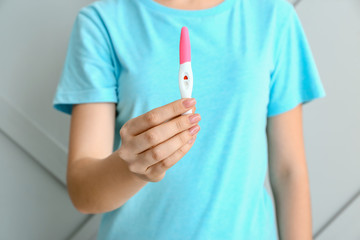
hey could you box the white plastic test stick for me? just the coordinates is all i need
[179,26,193,115]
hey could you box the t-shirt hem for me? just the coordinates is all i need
[267,90,326,117]
[52,88,118,115]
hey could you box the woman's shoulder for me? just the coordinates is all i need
[243,0,296,34]
[246,0,295,18]
[77,0,128,21]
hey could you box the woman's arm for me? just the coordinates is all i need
[66,100,197,214]
[67,103,148,214]
[266,104,313,240]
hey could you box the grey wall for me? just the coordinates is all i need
[0,0,359,239]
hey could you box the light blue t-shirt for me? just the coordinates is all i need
[53,0,326,239]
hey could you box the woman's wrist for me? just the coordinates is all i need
[112,149,149,185]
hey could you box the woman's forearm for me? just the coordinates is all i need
[271,169,313,240]
[66,150,148,214]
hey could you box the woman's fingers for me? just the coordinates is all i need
[131,113,201,154]
[145,134,197,181]
[117,98,199,183]
[124,98,196,136]
[131,124,200,172]
[165,106,196,123]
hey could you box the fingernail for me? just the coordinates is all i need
[183,98,196,108]
[188,136,195,144]
[189,125,200,135]
[189,114,201,124]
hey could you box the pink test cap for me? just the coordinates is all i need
[179,26,191,64]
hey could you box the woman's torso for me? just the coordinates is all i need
[91,0,290,239]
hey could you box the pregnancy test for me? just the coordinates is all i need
[179,26,193,115]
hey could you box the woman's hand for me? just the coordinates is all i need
[117,98,201,182]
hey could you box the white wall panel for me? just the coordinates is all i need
[0,0,93,149]
[0,131,87,240]
[316,191,360,240]
[68,215,102,240]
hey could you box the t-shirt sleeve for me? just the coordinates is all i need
[267,5,326,117]
[52,7,118,115]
